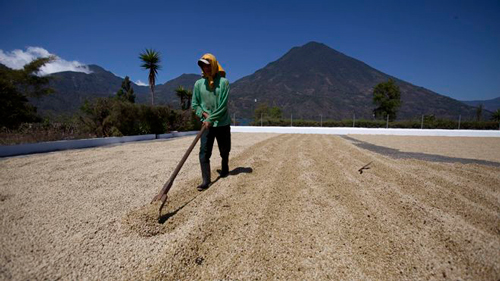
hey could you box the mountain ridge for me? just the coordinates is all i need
[228,41,478,120]
[461,97,500,112]
[32,70,199,115]
[2,42,488,120]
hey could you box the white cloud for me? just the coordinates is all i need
[0,46,92,75]
[135,79,148,86]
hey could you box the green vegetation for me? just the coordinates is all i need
[250,117,499,130]
[373,79,401,121]
[78,81,199,137]
[251,102,499,129]
[0,119,86,145]
[175,86,192,110]
[254,103,283,123]
[116,76,136,103]
[0,56,55,129]
[491,109,500,122]
[139,49,161,105]
[79,98,183,137]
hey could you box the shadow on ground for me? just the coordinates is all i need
[211,166,253,186]
[158,196,198,224]
[158,166,253,224]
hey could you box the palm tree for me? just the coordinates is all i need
[491,109,500,122]
[139,49,161,105]
[175,86,192,110]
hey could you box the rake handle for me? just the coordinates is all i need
[152,125,207,206]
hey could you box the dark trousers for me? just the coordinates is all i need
[199,125,231,165]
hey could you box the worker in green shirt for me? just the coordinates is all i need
[192,53,231,191]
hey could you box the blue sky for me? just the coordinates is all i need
[1,0,499,101]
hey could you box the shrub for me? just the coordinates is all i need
[79,97,184,137]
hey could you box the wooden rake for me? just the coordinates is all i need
[151,125,207,219]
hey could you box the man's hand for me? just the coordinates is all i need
[202,112,211,127]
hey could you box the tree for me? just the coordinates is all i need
[254,103,269,121]
[175,86,192,110]
[491,109,500,122]
[116,76,136,103]
[254,103,283,121]
[0,79,40,128]
[2,56,56,97]
[79,98,113,137]
[269,106,283,119]
[0,56,56,129]
[476,104,483,121]
[139,49,161,106]
[372,79,401,121]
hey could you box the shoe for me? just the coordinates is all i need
[197,183,210,191]
[220,158,229,177]
[197,162,211,191]
[217,169,229,178]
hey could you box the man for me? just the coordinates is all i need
[192,53,231,191]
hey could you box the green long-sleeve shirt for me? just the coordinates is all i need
[191,74,231,127]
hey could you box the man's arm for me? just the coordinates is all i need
[191,81,204,120]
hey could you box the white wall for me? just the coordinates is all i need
[1,135,157,157]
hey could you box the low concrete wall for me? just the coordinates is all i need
[231,126,500,137]
[1,131,203,157]
[0,131,204,158]
[0,134,157,157]
[158,131,198,139]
